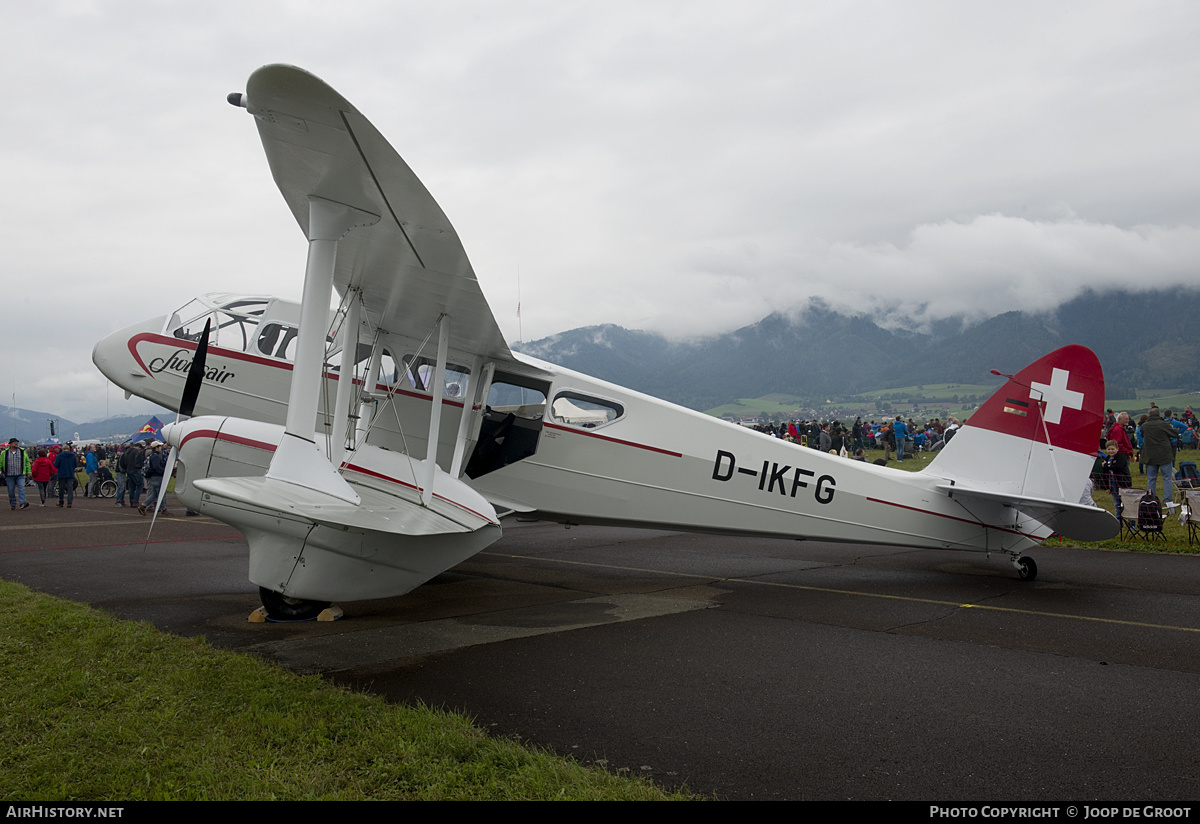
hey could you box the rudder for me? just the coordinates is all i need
[924,345,1105,503]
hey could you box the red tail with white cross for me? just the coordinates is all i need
[965,344,1105,456]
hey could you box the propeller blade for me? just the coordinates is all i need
[178,319,211,419]
[148,319,207,539]
[146,446,177,536]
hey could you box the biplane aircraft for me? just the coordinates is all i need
[93,65,1118,619]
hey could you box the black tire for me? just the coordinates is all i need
[258,586,330,621]
[99,480,117,498]
[1017,556,1038,581]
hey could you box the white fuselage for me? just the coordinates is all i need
[95,303,1050,573]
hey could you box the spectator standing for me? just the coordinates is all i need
[140,442,170,517]
[893,416,909,461]
[84,446,99,497]
[121,441,145,508]
[1142,408,1180,505]
[30,449,55,506]
[4,438,29,509]
[54,444,78,508]
[1108,412,1134,458]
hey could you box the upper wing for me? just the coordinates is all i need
[240,64,512,362]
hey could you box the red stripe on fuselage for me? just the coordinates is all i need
[341,462,497,524]
[127,332,468,408]
[129,332,289,375]
[179,430,495,524]
[180,429,276,452]
[542,422,682,457]
[866,496,1043,540]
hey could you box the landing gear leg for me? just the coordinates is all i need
[1014,556,1038,581]
[258,587,331,621]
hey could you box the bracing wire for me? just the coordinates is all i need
[338,312,447,506]
[319,289,355,462]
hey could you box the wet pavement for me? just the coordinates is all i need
[3,494,1200,800]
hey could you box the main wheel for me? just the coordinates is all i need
[1016,556,1038,581]
[99,480,117,498]
[258,587,331,621]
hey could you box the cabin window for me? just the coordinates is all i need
[379,350,402,387]
[550,391,624,429]
[402,355,471,399]
[486,380,546,420]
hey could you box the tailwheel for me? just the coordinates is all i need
[1016,556,1038,581]
[258,586,331,621]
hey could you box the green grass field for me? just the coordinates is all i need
[856,382,997,399]
[1105,390,1200,416]
[0,580,688,801]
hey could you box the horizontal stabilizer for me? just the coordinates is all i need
[193,476,495,536]
[936,482,1119,542]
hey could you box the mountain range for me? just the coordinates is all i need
[0,408,161,446]
[6,288,1195,441]
[514,288,1200,412]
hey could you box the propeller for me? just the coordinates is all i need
[148,319,210,535]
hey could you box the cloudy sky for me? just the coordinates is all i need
[4,1,1198,424]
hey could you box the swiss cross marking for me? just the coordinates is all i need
[1029,367,1084,425]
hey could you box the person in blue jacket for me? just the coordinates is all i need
[84,446,99,497]
[893,416,909,461]
[54,444,78,508]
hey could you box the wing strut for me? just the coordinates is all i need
[266,196,378,504]
[421,314,450,506]
[450,355,485,478]
[330,289,363,465]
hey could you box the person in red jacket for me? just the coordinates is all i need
[30,449,55,506]
[1108,411,1134,458]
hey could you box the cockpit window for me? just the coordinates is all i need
[550,391,624,429]
[256,323,300,361]
[167,296,270,352]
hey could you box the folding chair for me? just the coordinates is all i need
[1176,461,1199,490]
[1185,491,1200,546]
[1138,494,1167,542]
[1118,488,1150,540]
[1121,489,1167,542]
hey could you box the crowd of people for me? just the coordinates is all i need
[1095,404,1198,513]
[2,438,176,516]
[748,415,964,463]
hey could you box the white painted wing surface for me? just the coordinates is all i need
[935,482,1119,542]
[242,64,513,362]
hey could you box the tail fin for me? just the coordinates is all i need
[925,344,1105,504]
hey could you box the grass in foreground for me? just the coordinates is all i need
[0,580,687,801]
